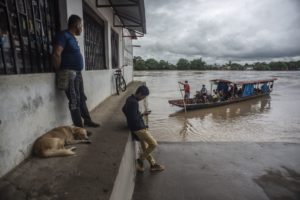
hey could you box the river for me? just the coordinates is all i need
[134,70,300,143]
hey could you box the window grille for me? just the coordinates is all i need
[0,0,59,75]
[83,7,106,70]
[111,29,119,69]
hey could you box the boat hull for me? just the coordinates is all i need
[168,93,270,110]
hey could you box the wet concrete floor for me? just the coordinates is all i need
[133,142,300,200]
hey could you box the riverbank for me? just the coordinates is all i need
[0,81,143,200]
[133,142,300,200]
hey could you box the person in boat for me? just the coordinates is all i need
[200,84,208,102]
[233,84,238,97]
[219,90,224,101]
[212,89,220,102]
[228,84,238,98]
[237,87,243,97]
[179,81,190,99]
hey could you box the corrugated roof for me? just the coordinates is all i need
[96,0,146,34]
[210,78,277,85]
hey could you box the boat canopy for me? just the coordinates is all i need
[210,78,277,85]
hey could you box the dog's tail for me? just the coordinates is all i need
[41,149,75,158]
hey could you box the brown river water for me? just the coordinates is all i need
[134,71,300,143]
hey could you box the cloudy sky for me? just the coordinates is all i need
[133,0,300,64]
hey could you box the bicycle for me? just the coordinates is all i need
[114,65,127,95]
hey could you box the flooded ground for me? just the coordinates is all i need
[134,71,300,143]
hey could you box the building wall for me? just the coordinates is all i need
[0,0,133,177]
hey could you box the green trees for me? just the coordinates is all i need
[145,58,159,70]
[133,56,146,70]
[177,58,190,70]
[190,58,206,70]
[133,56,300,71]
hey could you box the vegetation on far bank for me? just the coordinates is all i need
[133,56,300,71]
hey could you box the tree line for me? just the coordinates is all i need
[133,56,300,71]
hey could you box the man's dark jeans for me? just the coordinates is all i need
[65,72,91,127]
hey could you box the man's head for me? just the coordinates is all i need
[185,80,188,83]
[68,15,82,36]
[202,84,205,87]
[135,85,149,101]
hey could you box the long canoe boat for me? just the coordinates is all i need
[168,78,277,110]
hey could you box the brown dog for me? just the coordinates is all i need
[33,126,91,158]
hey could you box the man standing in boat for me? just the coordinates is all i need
[179,80,190,99]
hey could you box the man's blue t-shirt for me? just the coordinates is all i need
[53,30,83,71]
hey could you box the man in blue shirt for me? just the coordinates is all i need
[122,85,165,172]
[52,15,99,128]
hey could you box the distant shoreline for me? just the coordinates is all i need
[134,69,300,71]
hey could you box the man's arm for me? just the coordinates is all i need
[126,100,146,130]
[52,45,64,72]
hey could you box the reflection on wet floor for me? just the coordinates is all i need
[254,167,300,200]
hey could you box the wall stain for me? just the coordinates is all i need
[254,166,300,200]
[22,96,44,112]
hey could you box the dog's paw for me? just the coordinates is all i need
[69,147,77,151]
[87,131,93,136]
[85,140,92,144]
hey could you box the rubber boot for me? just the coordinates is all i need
[70,109,83,127]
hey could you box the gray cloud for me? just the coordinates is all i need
[133,0,300,64]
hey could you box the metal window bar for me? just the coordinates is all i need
[111,29,119,69]
[0,0,58,75]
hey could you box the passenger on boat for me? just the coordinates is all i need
[212,89,220,102]
[233,84,238,97]
[219,90,226,101]
[199,84,208,102]
[237,88,243,97]
[179,81,190,99]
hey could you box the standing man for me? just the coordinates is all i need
[122,85,165,172]
[179,80,190,99]
[52,15,99,128]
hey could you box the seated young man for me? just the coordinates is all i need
[122,85,165,172]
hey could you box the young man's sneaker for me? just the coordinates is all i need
[150,163,165,172]
[136,158,144,172]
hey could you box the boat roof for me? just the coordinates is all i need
[210,78,277,85]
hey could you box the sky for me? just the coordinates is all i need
[133,0,300,64]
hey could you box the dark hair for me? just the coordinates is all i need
[68,15,81,28]
[135,85,150,96]
[185,80,188,83]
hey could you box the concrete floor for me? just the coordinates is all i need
[0,81,142,200]
[133,142,300,200]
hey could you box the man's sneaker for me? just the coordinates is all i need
[150,163,165,172]
[136,158,144,172]
[84,120,100,127]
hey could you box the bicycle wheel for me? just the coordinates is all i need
[115,76,121,95]
[120,76,127,92]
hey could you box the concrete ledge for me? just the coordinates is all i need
[0,81,143,200]
[109,134,136,200]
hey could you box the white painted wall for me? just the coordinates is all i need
[0,0,133,177]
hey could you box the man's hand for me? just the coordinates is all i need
[143,110,151,116]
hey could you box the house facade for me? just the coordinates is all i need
[0,0,146,177]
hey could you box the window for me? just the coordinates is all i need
[111,29,119,69]
[0,0,59,75]
[83,5,106,70]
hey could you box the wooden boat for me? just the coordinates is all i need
[169,78,277,110]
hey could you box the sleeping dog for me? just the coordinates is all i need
[33,126,91,158]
